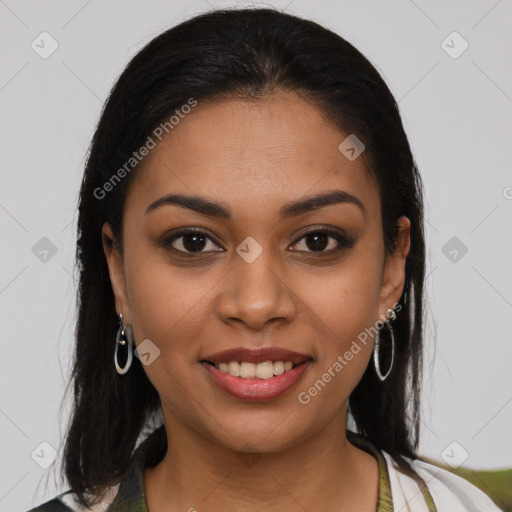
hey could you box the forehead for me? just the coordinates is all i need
[125,90,380,222]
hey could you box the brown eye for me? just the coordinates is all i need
[289,228,355,254]
[161,229,223,254]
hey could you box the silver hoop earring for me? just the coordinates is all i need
[373,308,396,382]
[115,313,133,375]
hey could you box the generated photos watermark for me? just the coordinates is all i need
[297,303,401,405]
[93,97,198,200]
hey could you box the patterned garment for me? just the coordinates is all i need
[347,431,436,512]
[28,427,441,512]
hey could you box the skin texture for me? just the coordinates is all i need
[102,90,410,511]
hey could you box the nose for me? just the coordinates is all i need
[216,249,296,331]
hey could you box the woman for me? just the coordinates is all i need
[30,7,502,512]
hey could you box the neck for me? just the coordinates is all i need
[144,408,379,512]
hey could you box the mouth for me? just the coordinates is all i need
[200,347,313,401]
[201,359,307,379]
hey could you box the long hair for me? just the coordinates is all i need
[63,7,426,507]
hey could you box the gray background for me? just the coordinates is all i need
[1,0,511,510]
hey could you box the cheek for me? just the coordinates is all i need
[292,252,383,401]
[297,254,382,346]
[295,280,377,417]
[124,248,219,366]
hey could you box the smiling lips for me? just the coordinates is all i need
[201,347,313,401]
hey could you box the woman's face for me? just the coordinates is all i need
[103,90,410,452]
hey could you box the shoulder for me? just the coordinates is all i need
[27,485,120,512]
[382,451,504,512]
[27,426,162,512]
[27,491,77,511]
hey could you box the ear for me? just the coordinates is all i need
[102,222,131,324]
[377,216,411,317]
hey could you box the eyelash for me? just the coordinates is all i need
[159,226,355,257]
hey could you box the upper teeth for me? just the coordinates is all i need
[216,361,294,379]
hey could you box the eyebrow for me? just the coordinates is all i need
[145,190,367,219]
